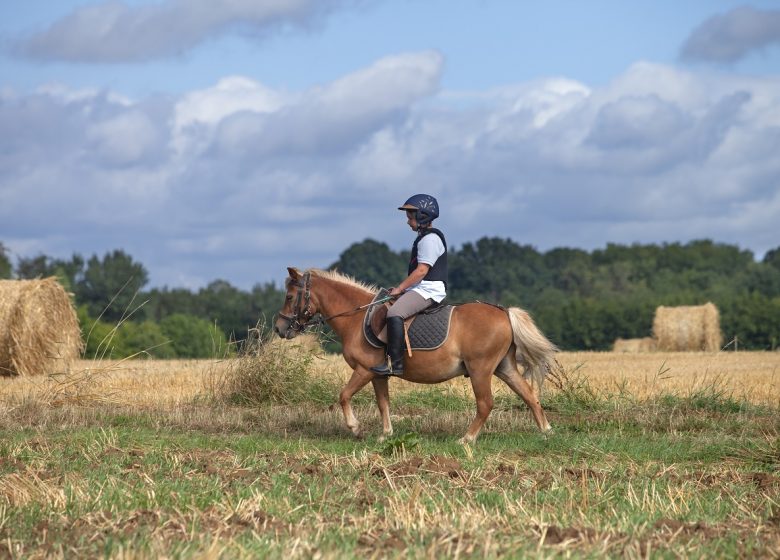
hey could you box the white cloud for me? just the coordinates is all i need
[587,95,691,150]
[87,110,164,165]
[17,0,363,62]
[2,57,779,288]
[172,76,289,155]
[211,51,443,159]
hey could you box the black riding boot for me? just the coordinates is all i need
[371,316,405,376]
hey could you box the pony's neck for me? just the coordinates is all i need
[313,276,374,336]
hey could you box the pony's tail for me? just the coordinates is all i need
[507,307,558,396]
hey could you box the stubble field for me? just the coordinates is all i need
[1,347,779,558]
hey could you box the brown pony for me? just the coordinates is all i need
[274,267,556,443]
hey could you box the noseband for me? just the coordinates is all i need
[278,271,315,335]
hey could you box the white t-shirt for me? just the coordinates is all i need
[408,232,447,302]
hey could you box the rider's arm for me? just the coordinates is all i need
[391,263,430,295]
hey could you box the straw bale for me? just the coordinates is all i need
[0,278,83,376]
[613,337,657,353]
[652,302,722,352]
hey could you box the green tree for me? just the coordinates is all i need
[15,253,85,291]
[543,248,594,295]
[450,238,547,305]
[250,282,286,329]
[78,306,113,359]
[160,313,229,358]
[114,321,175,359]
[720,294,780,350]
[329,239,406,287]
[764,247,780,271]
[0,242,11,279]
[145,287,201,321]
[742,262,780,298]
[78,306,174,359]
[198,279,255,341]
[76,250,149,322]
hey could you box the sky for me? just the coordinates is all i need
[1,0,779,290]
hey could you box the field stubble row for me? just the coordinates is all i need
[1,348,778,408]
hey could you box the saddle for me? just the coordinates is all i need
[363,289,455,352]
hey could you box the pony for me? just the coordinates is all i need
[274,267,556,443]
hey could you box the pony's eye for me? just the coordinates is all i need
[286,295,293,301]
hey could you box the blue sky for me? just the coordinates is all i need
[1,0,779,289]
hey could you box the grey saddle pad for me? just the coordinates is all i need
[363,291,455,351]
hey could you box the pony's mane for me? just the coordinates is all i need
[308,269,379,296]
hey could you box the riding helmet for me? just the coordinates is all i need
[398,194,439,226]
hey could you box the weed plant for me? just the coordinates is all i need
[213,326,339,406]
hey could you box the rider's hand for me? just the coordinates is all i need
[389,287,404,297]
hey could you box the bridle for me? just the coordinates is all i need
[277,271,315,336]
[277,271,393,337]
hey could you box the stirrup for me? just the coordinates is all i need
[370,357,404,376]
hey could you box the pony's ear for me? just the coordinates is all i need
[287,267,302,281]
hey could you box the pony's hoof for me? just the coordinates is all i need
[458,436,475,446]
[377,433,392,444]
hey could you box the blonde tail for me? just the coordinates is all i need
[507,307,558,396]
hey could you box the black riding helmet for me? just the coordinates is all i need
[398,194,439,227]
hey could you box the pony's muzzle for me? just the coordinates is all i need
[273,317,288,339]
[273,316,298,339]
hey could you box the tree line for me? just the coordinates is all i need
[331,238,780,351]
[2,238,779,356]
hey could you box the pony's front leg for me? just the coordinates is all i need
[339,367,373,438]
[371,376,393,442]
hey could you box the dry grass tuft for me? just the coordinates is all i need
[0,278,83,376]
[652,302,722,352]
[211,328,338,406]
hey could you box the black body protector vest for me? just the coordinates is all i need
[408,228,448,288]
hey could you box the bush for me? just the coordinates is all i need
[160,313,229,358]
[79,306,115,359]
[78,306,174,359]
[115,321,176,359]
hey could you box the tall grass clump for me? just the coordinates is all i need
[544,360,603,412]
[214,326,339,406]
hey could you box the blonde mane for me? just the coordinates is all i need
[308,269,379,296]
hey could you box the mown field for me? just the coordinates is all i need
[1,346,779,558]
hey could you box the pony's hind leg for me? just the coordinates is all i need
[460,359,497,444]
[371,376,393,441]
[495,356,552,432]
[339,367,373,438]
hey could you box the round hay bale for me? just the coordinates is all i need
[652,302,722,352]
[613,337,657,353]
[0,278,83,376]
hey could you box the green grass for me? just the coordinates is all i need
[4,328,776,552]
[1,388,778,558]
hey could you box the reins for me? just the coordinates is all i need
[320,296,393,322]
[279,271,392,333]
